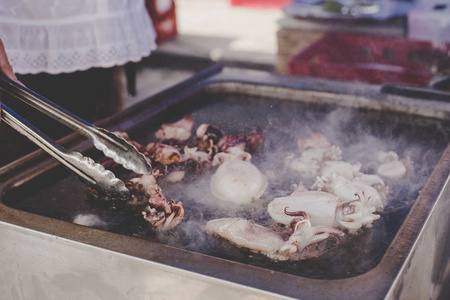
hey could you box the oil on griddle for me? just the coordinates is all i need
[6,90,450,280]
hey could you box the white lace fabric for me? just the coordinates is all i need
[0,0,157,74]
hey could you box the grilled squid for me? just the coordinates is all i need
[205,212,343,261]
[268,183,380,233]
[210,159,268,205]
[278,211,344,257]
[145,142,182,166]
[286,132,342,179]
[377,151,413,179]
[155,115,194,142]
[312,174,387,211]
[196,124,264,159]
[126,170,184,231]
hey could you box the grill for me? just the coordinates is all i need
[1,67,449,299]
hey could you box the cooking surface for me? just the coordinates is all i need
[3,88,450,280]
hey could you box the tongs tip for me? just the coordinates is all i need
[81,156,131,200]
[94,129,152,175]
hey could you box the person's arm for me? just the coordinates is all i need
[0,38,18,81]
[0,38,19,122]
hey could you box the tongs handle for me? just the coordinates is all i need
[0,73,151,175]
[1,103,130,200]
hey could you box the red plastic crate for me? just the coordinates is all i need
[147,0,175,18]
[231,0,292,9]
[288,33,450,86]
[146,0,178,44]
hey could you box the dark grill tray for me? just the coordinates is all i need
[1,70,449,299]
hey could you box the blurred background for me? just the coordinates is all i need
[129,0,450,106]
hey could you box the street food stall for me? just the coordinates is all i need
[1,1,450,299]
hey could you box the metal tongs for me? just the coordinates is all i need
[0,73,152,200]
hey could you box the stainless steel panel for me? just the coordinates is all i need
[0,221,287,300]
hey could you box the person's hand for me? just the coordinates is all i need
[0,38,18,81]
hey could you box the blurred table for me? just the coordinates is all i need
[277,16,407,73]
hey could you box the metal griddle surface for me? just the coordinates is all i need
[3,86,450,281]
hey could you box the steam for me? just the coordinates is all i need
[153,109,420,247]
[58,100,448,277]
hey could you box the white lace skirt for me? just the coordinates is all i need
[0,0,157,74]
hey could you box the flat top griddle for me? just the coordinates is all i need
[3,86,449,281]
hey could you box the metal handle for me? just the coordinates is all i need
[1,103,130,200]
[0,73,151,175]
[380,83,450,103]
